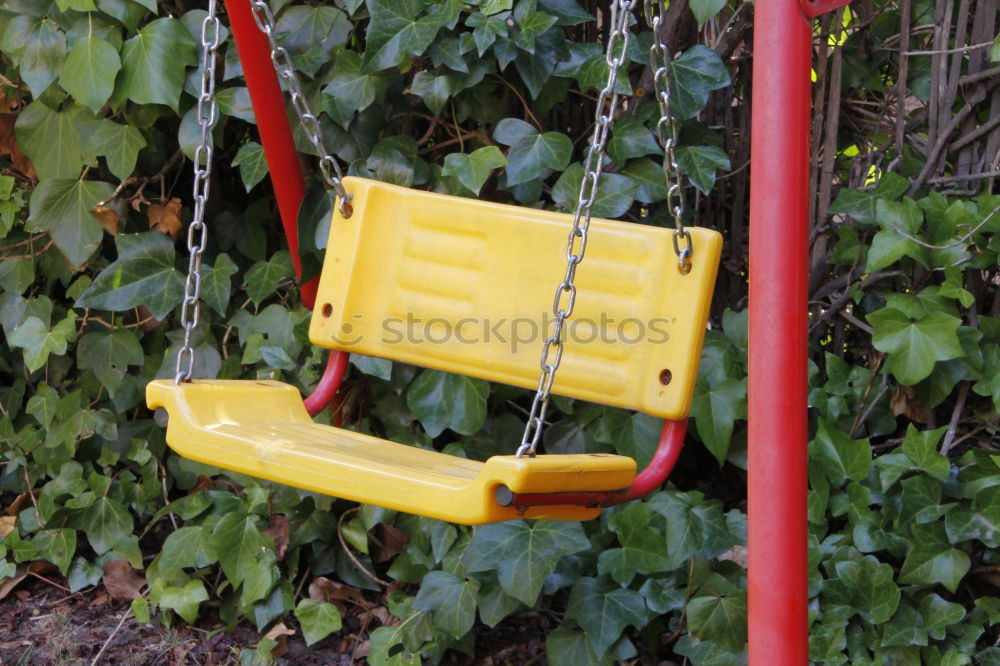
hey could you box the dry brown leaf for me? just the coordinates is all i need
[263,621,295,659]
[148,198,183,241]
[189,474,213,494]
[0,561,55,601]
[91,590,110,607]
[0,112,35,179]
[359,605,392,626]
[101,559,146,601]
[136,305,161,332]
[353,639,371,658]
[890,384,931,424]
[374,524,410,563]
[716,545,749,568]
[263,515,290,561]
[14,589,30,601]
[5,493,31,515]
[308,576,371,613]
[91,206,120,236]
[0,515,15,538]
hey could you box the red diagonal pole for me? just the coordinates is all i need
[223,0,317,308]
[748,0,813,662]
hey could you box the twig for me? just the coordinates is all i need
[90,609,132,666]
[940,382,969,456]
[27,571,70,592]
[838,309,873,334]
[1,240,53,261]
[892,201,1000,250]
[900,40,994,56]
[928,170,1000,184]
[336,507,389,587]
[494,75,543,130]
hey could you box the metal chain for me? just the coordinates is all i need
[646,0,693,273]
[516,0,636,458]
[175,0,222,384]
[248,0,352,216]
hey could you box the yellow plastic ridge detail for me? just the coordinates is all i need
[146,379,636,525]
[309,177,722,420]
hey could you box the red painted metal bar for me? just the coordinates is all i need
[224,0,347,407]
[508,418,687,507]
[303,349,349,417]
[748,0,811,662]
[223,0,317,308]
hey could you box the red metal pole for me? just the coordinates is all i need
[223,0,317,308]
[748,0,811,662]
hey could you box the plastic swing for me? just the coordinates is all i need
[146,0,722,525]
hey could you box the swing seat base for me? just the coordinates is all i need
[147,379,636,524]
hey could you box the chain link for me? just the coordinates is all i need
[175,0,222,384]
[248,0,352,217]
[646,0,692,273]
[516,0,636,458]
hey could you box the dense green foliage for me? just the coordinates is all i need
[1,0,999,663]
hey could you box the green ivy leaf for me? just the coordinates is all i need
[157,526,217,574]
[77,329,144,397]
[867,198,928,270]
[945,498,1000,548]
[363,0,443,72]
[690,0,727,25]
[27,178,113,269]
[465,520,590,606]
[112,17,196,111]
[77,496,133,555]
[1,15,67,98]
[545,628,613,666]
[274,6,350,77]
[900,424,951,481]
[366,136,420,187]
[244,251,294,307]
[59,35,121,114]
[920,593,966,640]
[85,120,147,183]
[9,313,77,372]
[566,577,648,657]
[76,232,185,320]
[677,145,731,194]
[441,146,507,194]
[406,369,489,437]
[496,121,572,186]
[323,51,379,121]
[552,164,638,218]
[16,102,92,180]
[691,377,747,465]
[477,582,522,628]
[210,513,272,589]
[294,599,343,646]
[622,158,669,203]
[899,524,971,593]
[606,117,660,166]
[159,578,208,624]
[869,308,964,385]
[835,555,900,624]
[812,419,871,487]
[670,45,730,120]
[597,503,670,585]
[32,528,77,575]
[686,591,748,654]
[412,570,479,638]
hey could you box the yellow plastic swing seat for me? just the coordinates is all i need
[147,379,636,524]
[148,177,722,523]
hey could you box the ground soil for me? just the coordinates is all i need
[0,576,547,666]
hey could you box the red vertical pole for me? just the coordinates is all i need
[223,0,318,308]
[748,0,811,663]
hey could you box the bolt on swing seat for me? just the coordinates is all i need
[147,178,722,524]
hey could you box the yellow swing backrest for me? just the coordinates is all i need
[309,177,722,420]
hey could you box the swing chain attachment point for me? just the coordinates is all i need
[175,0,222,384]
[646,0,692,274]
[516,0,635,459]
[248,0,352,217]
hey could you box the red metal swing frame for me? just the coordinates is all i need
[224,0,848,661]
